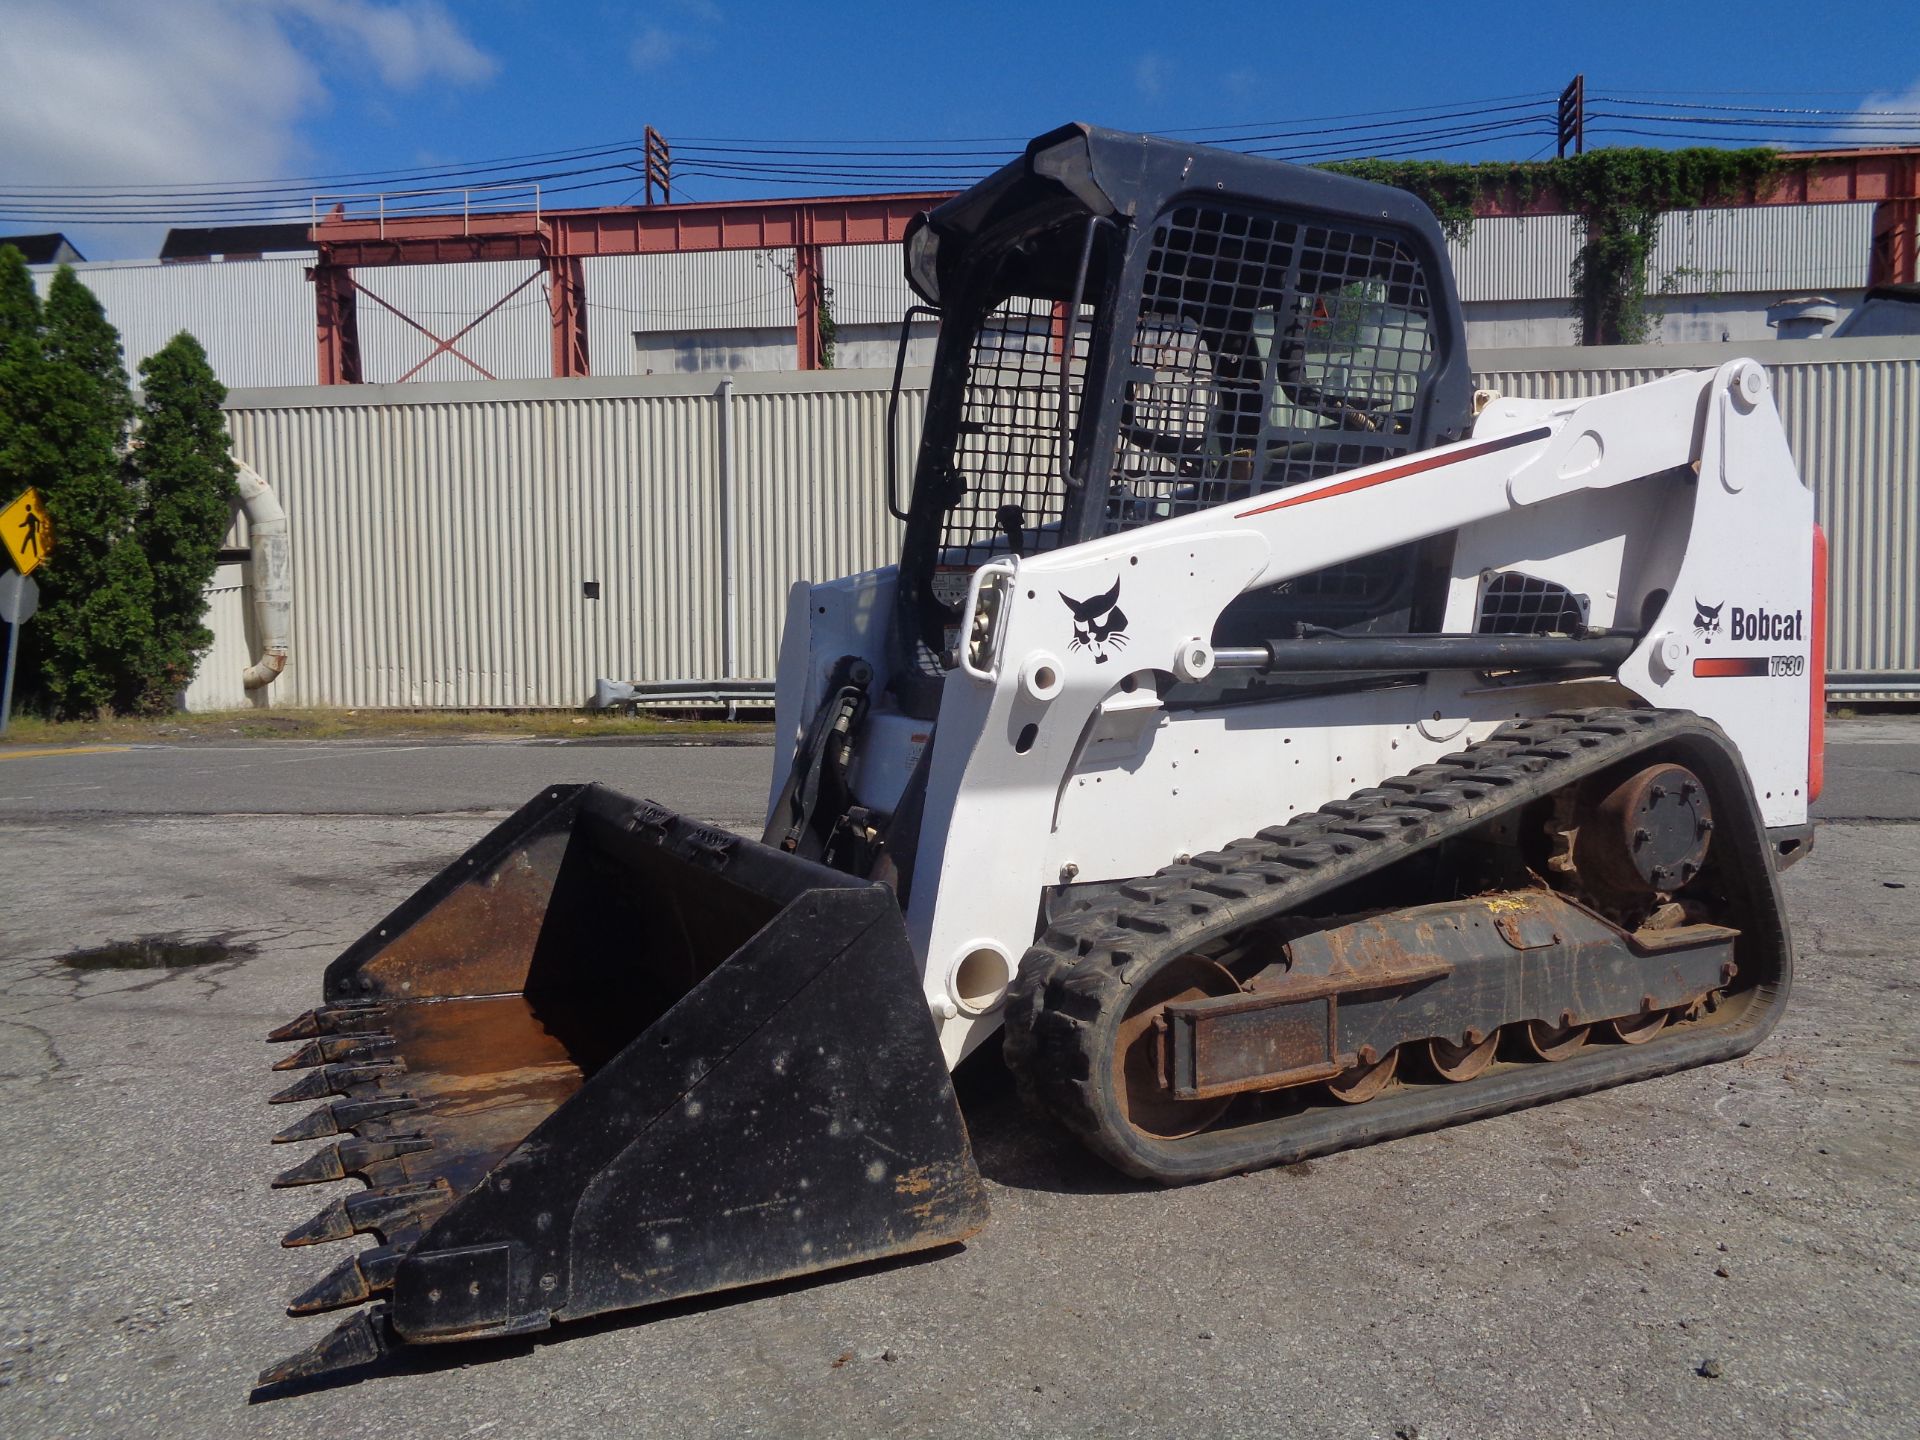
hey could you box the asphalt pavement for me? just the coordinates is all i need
[0,737,775,826]
[0,715,1910,823]
[1,720,1915,1438]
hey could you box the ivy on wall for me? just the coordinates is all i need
[1323,149,1804,344]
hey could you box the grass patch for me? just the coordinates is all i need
[0,706,771,746]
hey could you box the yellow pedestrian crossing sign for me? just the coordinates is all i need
[1,488,53,576]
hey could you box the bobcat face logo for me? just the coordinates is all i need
[1061,578,1129,664]
[1693,598,1723,643]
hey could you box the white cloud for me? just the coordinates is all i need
[630,25,684,70]
[629,2,721,72]
[284,0,499,87]
[1134,55,1167,100]
[1850,79,1920,145]
[0,1,498,257]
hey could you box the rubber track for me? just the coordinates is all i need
[1001,707,1795,1183]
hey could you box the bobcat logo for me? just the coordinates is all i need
[1693,598,1723,644]
[1061,578,1129,664]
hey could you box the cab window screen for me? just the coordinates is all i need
[1105,203,1439,550]
[943,295,1094,570]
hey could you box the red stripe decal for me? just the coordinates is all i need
[1693,657,1769,678]
[1235,426,1552,518]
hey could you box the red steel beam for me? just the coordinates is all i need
[309,192,951,381]
[546,255,590,379]
[310,192,950,268]
[793,241,826,372]
[309,261,362,386]
[1469,148,1920,218]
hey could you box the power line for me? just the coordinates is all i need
[0,140,651,194]
[12,88,1920,233]
[1594,95,1920,118]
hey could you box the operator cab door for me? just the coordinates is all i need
[1096,203,1457,684]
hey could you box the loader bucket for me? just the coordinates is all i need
[258,784,988,1388]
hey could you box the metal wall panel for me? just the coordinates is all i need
[584,250,797,376]
[1474,337,1920,692]
[1646,203,1875,294]
[1448,216,1582,302]
[34,257,318,387]
[823,243,920,325]
[348,260,549,384]
[206,342,1914,710]
[1444,206,1879,306]
[219,371,920,708]
[730,382,914,670]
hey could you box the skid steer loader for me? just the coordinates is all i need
[257,123,1823,1385]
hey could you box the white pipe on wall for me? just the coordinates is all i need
[235,460,291,689]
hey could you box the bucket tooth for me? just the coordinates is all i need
[287,1251,374,1313]
[268,1059,404,1105]
[271,1135,432,1188]
[257,1307,390,1388]
[271,1034,396,1072]
[271,1145,348,1188]
[267,1002,388,1043]
[270,1106,343,1145]
[280,1197,356,1248]
[331,1096,421,1132]
[287,1244,403,1314]
[270,1097,419,1145]
[282,1181,451,1248]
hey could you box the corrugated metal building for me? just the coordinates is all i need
[193,370,925,710]
[185,337,1919,712]
[34,203,1880,388]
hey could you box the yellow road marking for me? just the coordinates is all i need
[0,744,134,761]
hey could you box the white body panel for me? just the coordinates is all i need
[766,361,1817,1068]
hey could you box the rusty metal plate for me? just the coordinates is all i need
[1161,991,1345,1100]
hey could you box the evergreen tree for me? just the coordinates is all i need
[26,267,149,714]
[44,267,135,429]
[132,332,236,709]
[0,246,38,350]
[0,246,47,492]
[38,267,138,568]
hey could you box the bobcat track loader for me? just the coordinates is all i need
[257,124,1823,1385]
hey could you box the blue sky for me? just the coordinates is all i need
[4,0,1918,258]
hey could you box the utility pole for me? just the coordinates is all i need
[1557,75,1586,158]
[643,127,673,205]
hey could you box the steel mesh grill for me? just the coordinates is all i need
[1475,571,1590,636]
[1104,203,1438,600]
[942,296,1092,569]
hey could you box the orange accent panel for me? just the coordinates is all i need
[1692,657,1769,678]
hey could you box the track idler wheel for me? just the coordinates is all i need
[1519,1018,1591,1061]
[1607,1008,1670,1045]
[1326,1047,1399,1104]
[1427,1030,1498,1083]
[1114,954,1240,1139]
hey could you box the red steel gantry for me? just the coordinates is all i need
[308,192,947,384]
[307,148,1919,383]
